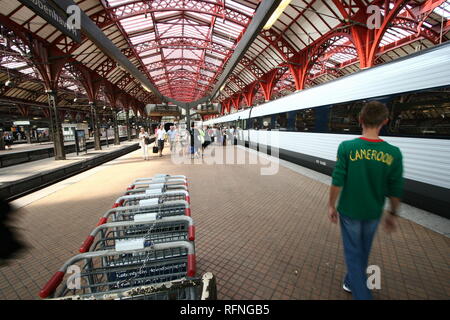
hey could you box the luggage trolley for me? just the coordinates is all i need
[127,177,188,193]
[133,174,187,183]
[114,189,190,207]
[49,272,217,300]
[39,241,197,300]
[79,215,195,253]
[97,200,191,226]
[124,183,188,196]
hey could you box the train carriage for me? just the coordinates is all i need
[205,42,450,219]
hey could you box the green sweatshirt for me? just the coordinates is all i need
[331,137,404,220]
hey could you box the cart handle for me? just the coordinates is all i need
[98,203,190,227]
[112,199,124,208]
[188,254,196,277]
[79,235,95,253]
[96,217,108,226]
[188,225,195,241]
[39,271,65,298]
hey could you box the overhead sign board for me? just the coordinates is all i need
[13,121,31,126]
[18,0,81,43]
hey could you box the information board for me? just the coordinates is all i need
[75,129,87,155]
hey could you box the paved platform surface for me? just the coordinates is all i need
[0,139,139,183]
[0,145,449,300]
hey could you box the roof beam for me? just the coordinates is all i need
[188,0,284,107]
[55,0,164,102]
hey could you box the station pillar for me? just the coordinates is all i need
[125,110,131,141]
[113,109,120,145]
[90,102,102,150]
[46,90,66,160]
[0,129,5,150]
[186,112,191,131]
[25,126,32,144]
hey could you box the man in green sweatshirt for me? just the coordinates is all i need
[329,101,404,300]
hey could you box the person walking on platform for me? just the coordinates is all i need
[138,127,150,160]
[3,132,13,150]
[179,127,189,157]
[167,125,177,152]
[156,124,166,157]
[328,101,404,300]
[203,126,212,151]
[222,127,227,146]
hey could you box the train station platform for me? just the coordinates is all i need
[0,135,136,168]
[0,145,449,300]
[0,139,143,201]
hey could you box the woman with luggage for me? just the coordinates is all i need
[138,127,150,160]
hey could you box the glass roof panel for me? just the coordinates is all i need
[434,1,450,18]
[121,14,153,33]
[105,0,257,101]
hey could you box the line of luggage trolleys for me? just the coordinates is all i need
[39,174,217,300]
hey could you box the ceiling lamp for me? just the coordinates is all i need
[263,0,292,30]
[5,79,15,87]
[142,85,152,93]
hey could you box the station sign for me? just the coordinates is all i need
[17,0,81,43]
[13,121,31,126]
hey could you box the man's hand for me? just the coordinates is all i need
[328,206,338,224]
[328,185,341,224]
[383,213,397,233]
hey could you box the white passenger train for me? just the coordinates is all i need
[205,42,450,218]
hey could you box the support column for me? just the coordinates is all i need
[243,82,258,107]
[186,110,191,131]
[288,50,308,91]
[231,94,243,111]
[0,129,5,150]
[46,90,65,160]
[259,69,278,101]
[349,0,409,68]
[25,126,32,144]
[125,109,131,141]
[113,109,120,145]
[90,102,102,150]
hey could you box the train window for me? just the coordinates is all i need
[329,101,364,133]
[274,113,288,130]
[295,109,315,131]
[388,88,450,137]
[261,116,271,130]
[251,118,259,130]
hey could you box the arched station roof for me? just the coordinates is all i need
[0,0,449,120]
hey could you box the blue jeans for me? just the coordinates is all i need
[339,213,380,300]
